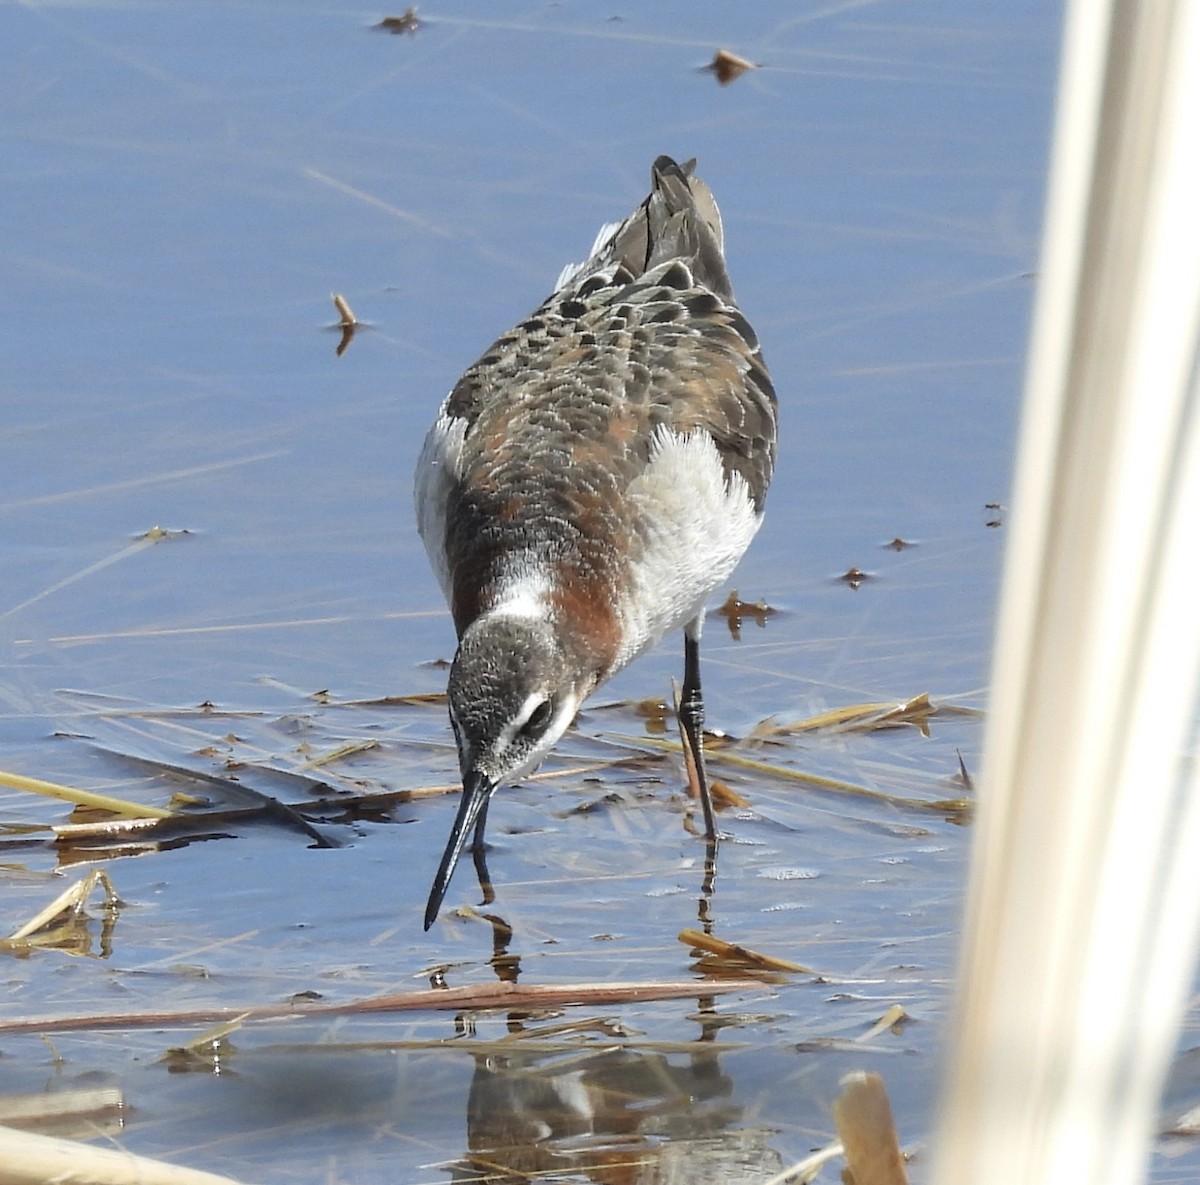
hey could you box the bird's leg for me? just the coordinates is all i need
[680,627,720,918]
[680,624,718,844]
[470,797,496,907]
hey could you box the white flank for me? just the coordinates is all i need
[413,403,467,602]
[616,426,762,666]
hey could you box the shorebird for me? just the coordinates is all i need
[415,156,777,930]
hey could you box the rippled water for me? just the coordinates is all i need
[5,3,1194,1182]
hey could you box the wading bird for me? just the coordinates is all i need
[415,156,777,929]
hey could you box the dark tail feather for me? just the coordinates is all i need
[560,156,733,299]
[642,156,731,297]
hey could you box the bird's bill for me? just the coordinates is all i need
[424,768,494,930]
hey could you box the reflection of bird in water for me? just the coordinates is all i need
[451,1042,788,1184]
[415,156,778,929]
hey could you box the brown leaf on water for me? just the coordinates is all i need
[714,588,776,640]
[709,778,750,809]
[376,8,420,35]
[591,695,673,734]
[703,48,757,86]
[631,696,670,732]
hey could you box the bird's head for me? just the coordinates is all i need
[423,614,587,929]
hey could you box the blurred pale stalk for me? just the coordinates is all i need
[931,2,1200,1184]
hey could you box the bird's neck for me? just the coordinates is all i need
[459,562,622,695]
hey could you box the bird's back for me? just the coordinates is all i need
[416,156,778,682]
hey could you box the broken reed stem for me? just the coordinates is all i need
[613,735,970,816]
[677,928,810,973]
[761,1140,846,1185]
[0,1125,249,1185]
[0,768,172,819]
[2,870,118,945]
[833,1071,909,1185]
[758,694,938,737]
[0,976,767,1037]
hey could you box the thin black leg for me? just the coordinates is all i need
[680,628,718,843]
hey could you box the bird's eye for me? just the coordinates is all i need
[519,698,554,739]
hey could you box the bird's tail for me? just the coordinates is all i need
[556,156,733,299]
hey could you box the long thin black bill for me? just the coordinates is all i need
[424,769,494,930]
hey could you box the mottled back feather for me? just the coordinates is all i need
[421,156,778,665]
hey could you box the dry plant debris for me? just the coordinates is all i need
[2,869,119,951]
[713,745,972,819]
[331,291,360,356]
[293,738,380,770]
[163,1015,249,1074]
[678,928,809,974]
[704,48,758,86]
[0,1123,249,1185]
[617,692,973,818]
[0,1085,124,1134]
[376,8,420,35]
[757,693,940,739]
[0,977,767,1037]
[135,524,191,542]
[0,767,173,819]
[763,1140,846,1185]
[858,1004,910,1042]
[715,587,776,639]
[332,691,446,706]
[709,777,750,808]
[832,1071,909,1185]
[633,694,671,732]
[1,685,976,892]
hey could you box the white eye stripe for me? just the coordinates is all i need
[509,691,552,740]
[496,691,578,760]
[519,698,554,737]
